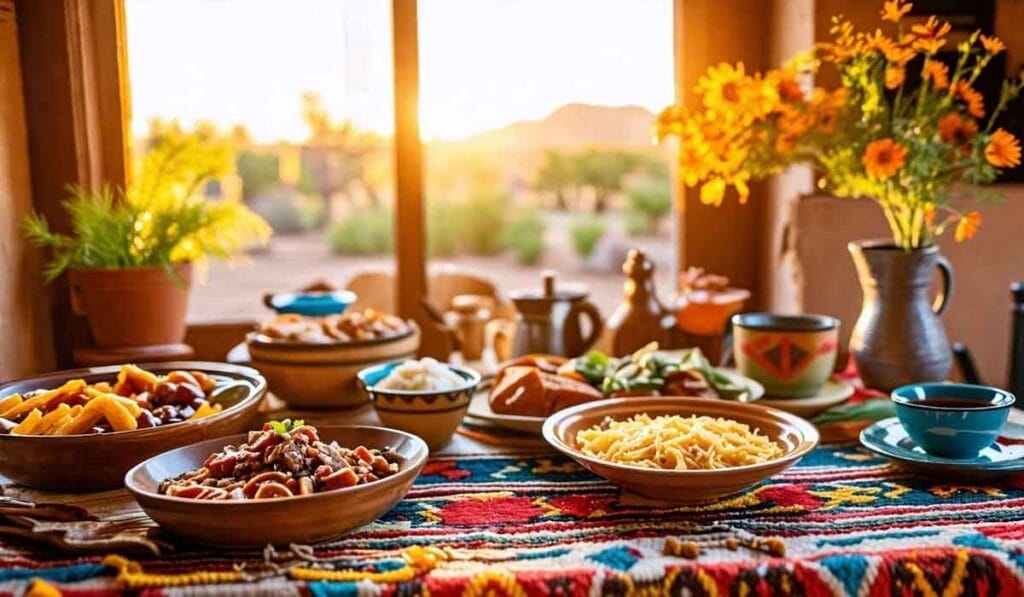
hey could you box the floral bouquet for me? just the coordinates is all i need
[657,0,1023,249]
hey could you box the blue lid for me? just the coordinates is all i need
[263,291,357,316]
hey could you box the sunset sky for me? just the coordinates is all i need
[125,0,673,142]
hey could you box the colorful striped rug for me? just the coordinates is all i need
[4,442,1024,596]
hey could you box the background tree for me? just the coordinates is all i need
[534,150,575,210]
[574,149,641,212]
[300,92,382,224]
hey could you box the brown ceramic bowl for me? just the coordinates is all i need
[125,425,428,547]
[246,323,420,410]
[543,397,818,503]
[0,362,266,492]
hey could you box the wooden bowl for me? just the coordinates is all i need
[543,397,818,503]
[125,425,428,547]
[0,362,266,492]
[247,323,420,410]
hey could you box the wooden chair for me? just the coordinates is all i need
[345,271,396,313]
[953,281,1024,404]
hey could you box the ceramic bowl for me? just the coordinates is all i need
[0,362,266,492]
[543,397,819,503]
[358,361,481,449]
[891,383,1015,458]
[247,323,420,410]
[732,313,839,398]
[125,425,428,547]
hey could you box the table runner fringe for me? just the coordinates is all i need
[102,545,449,589]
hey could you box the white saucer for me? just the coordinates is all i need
[757,379,856,417]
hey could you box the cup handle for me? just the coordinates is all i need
[933,255,954,315]
[486,318,514,362]
[565,300,604,355]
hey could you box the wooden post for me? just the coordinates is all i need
[391,0,451,358]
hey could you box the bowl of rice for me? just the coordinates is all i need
[357,359,481,449]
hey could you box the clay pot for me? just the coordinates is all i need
[848,240,954,391]
[68,263,192,348]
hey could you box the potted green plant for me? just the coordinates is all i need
[24,131,271,348]
[657,0,1022,389]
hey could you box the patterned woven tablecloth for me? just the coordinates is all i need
[3,435,1024,596]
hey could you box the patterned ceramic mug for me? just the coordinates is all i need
[732,313,840,399]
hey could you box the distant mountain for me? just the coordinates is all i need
[457,103,658,151]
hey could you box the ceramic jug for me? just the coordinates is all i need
[499,272,604,358]
[848,240,954,391]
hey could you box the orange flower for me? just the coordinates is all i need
[980,35,1006,55]
[881,0,912,22]
[954,211,981,242]
[937,112,978,147]
[951,81,985,119]
[922,59,949,90]
[985,128,1022,168]
[862,138,908,180]
[884,66,905,89]
[923,204,936,227]
[911,16,951,53]
[882,44,916,66]
[776,73,804,102]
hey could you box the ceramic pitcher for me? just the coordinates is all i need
[848,239,954,391]
[498,272,603,358]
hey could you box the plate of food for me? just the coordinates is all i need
[0,362,266,491]
[467,344,764,434]
[543,396,818,503]
[125,421,428,547]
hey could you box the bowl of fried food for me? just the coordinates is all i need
[543,397,818,503]
[247,309,420,410]
[125,420,428,547]
[0,362,266,492]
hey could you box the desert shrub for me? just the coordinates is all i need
[427,199,460,257]
[623,209,649,237]
[298,196,326,230]
[249,192,304,235]
[502,209,546,265]
[326,206,393,255]
[460,191,509,255]
[627,176,672,235]
[236,151,280,200]
[570,216,605,259]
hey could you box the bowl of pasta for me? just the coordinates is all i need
[125,422,428,547]
[542,397,818,503]
[0,362,266,491]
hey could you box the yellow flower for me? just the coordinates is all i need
[862,138,908,180]
[951,81,985,118]
[678,142,713,187]
[731,174,751,204]
[922,59,949,90]
[696,63,755,115]
[910,16,951,53]
[980,35,1006,55]
[885,66,905,89]
[881,0,912,22]
[954,212,981,242]
[938,112,978,148]
[700,178,727,206]
[655,106,686,142]
[985,128,1022,168]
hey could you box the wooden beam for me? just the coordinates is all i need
[391,0,451,358]
[17,0,131,366]
[674,0,771,307]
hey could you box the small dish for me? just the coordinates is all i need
[263,290,357,316]
[0,362,266,492]
[543,397,818,503]
[358,361,481,449]
[860,417,1024,479]
[126,425,428,547]
[757,379,855,417]
[891,382,1015,458]
[247,323,419,410]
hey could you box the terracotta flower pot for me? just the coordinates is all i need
[848,240,953,391]
[68,263,192,348]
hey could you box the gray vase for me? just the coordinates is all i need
[848,239,954,391]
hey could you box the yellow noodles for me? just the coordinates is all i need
[575,413,784,470]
